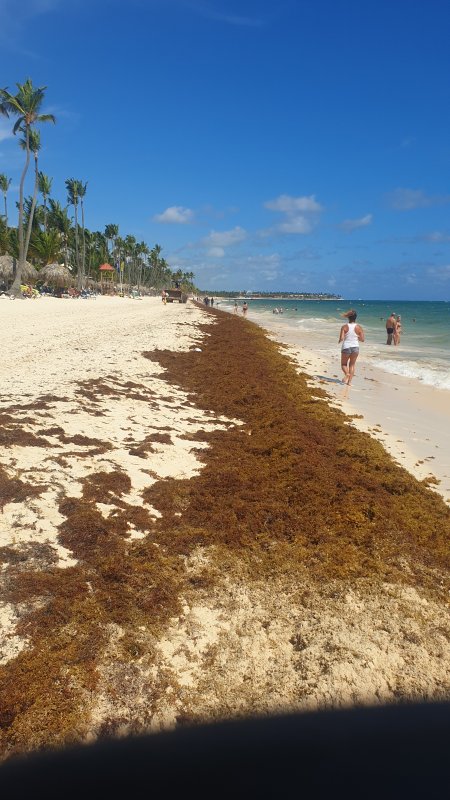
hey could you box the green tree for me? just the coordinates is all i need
[29,228,62,266]
[0,79,55,295]
[48,199,71,268]
[149,243,162,286]
[78,181,88,286]
[65,178,82,287]
[104,223,119,261]
[38,172,52,231]
[0,215,9,255]
[0,173,11,228]
[20,127,41,264]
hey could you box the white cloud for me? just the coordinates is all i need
[263,193,323,237]
[264,194,323,213]
[202,226,247,247]
[387,188,450,210]
[277,216,313,234]
[207,246,225,258]
[153,206,194,224]
[339,213,373,233]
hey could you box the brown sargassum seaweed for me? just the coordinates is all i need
[0,307,449,758]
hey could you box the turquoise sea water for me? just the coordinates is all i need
[218,299,450,391]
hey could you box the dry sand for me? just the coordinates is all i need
[1,296,449,750]
[0,296,228,665]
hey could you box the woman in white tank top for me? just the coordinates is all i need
[338,310,365,385]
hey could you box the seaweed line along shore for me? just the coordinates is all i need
[0,297,449,759]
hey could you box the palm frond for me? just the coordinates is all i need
[38,113,56,124]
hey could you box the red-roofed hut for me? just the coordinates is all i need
[99,263,115,293]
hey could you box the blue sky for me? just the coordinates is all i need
[1,0,450,298]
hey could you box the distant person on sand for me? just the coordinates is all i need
[394,315,402,345]
[339,310,365,385]
[234,300,238,314]
[386,312,396,345]
[242,301,248,316]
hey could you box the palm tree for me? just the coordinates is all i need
[104,223,119,261]
[159,257,172,288]
[65,178,82,286]
[149,243,162,286]
[20,127,41,264]
[88,230,108,274]
[38,172,52,231]
[104,223,119,287]
[136,241,149,290]
[78,181,87,287]
[29,228,62,266]
[124,234,137,287]
[0,174,12,228]
[0,79,55,295]
[0,216,9,255]
[48,199,71,269]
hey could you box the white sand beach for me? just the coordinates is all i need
[1,296,449,753]
[0,297,231,664]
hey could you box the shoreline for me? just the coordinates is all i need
[242,312,450,505]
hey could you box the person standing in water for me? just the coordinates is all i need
[394,315,402,345]
[339,310,365,385]
[385,312,396,345]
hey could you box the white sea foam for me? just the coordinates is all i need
[374,358,450,390]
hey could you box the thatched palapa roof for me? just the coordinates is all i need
[0,254,38,283]
[39,263,73,287]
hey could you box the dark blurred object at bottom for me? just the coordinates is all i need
[1,702,449,798]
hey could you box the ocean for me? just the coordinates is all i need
[217,299,450,391]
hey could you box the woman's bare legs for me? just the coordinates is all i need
[341,353,350,383]
[347,352,359,385]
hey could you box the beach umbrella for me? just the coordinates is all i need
[39,262,73,287]
[0,254,38,284]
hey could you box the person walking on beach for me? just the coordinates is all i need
[242,301,248,316]
[233,300,238,314]
[386,312,396,345]
[339,310,364,385]
[394,315,402,345]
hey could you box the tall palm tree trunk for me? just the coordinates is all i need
[11,128,31,295]
[74,205,80,289]
[3,193,7,228]
[24,152,39,261]
[81,199,86,288]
